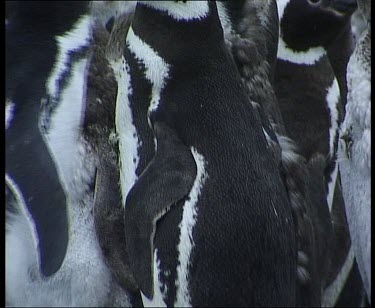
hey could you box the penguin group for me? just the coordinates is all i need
[6,2,139,306]
[5,1,371,307]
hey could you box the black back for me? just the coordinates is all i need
[124,2,296,306]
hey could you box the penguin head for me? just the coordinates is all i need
[308,0,357,15]
[131,1,224,63]
[136,1,214,22]
[278,0,356,51]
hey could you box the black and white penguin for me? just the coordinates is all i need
[338,0,371,304]
[275,0,354,177]
[275,0,366,306]
[114,1,296,306]
[275,0,357,204]
[217,1,331,306]
[6,2,136,306]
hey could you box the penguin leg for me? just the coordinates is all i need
[124,121,197,300]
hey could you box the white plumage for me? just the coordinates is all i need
[338,2,371,302]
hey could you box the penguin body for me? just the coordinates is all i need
[6,2,135,306]
[118,2,296,306]
[275,0,367,306]
[275,0,347,235]
[220,1,331,306]
[338,0,371,302]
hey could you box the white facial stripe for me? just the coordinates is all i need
[276,0,290,20]
[141,249,167,307]
[277,36,326,65]
[6,100,15,130]
[175,148,208,307]
[326,78,341,158]
[126,27,170,123]
[139,1,209,21]
[46,15,92,99]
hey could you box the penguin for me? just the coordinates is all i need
[275,0,356,208]
[217,1,331,306]
[275,0,366,306]
[6,2,136,306]
[275,0,356,164]
[338,0,371,303]
[85,6,143,306]
[114,1,296,306]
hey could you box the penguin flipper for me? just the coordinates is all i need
[5,126,69,277]
[124,121,197,299]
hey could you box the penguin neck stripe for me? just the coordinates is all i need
[112,56,139,207]
[138,1,209,21]
[126,27,170,121]
[326,78,340,159]
[277,36,326,65]
[175,148,208,306]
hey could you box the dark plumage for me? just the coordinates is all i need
[221,1,325,305]
[275,0,365,306]
[119,1,296,306]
